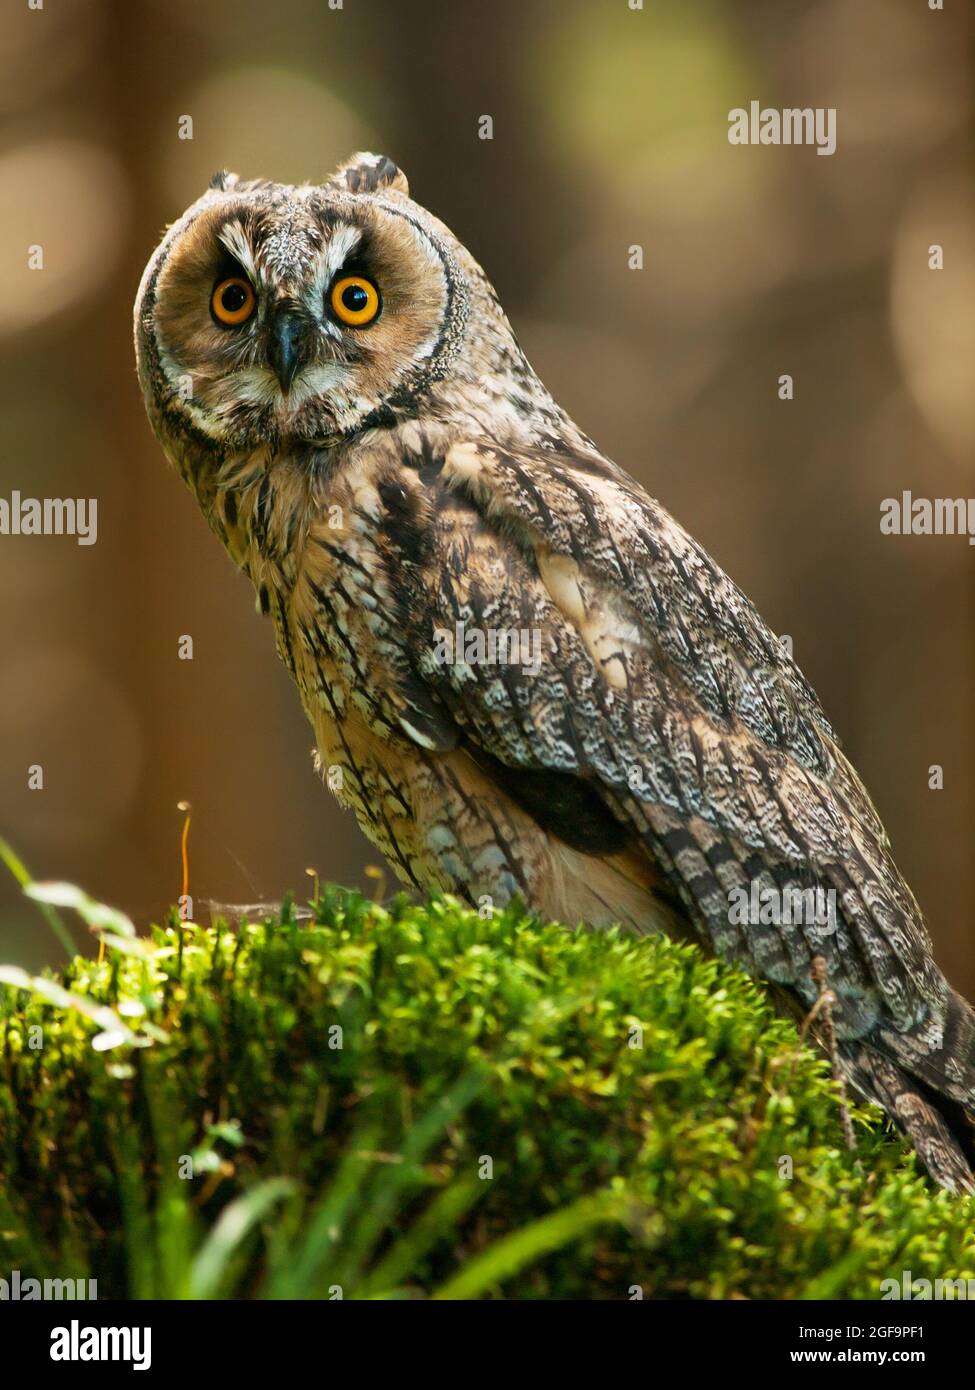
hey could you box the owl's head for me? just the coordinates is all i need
[134,152,523,456]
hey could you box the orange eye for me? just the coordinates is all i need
[329,274,381,327]
[211,276,255,326]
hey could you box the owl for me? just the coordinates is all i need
[135,152,975,1192]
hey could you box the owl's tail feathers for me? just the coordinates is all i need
[842,1036,975,1195]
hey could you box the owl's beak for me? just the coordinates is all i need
[268,309,309,395]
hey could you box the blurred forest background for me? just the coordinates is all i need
[1,0,972,993]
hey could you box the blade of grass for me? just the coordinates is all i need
[108,1110,158,1301]
[365,1175,484,1297]
[432,1188,627,1300]
[264,1125,382,1299]
[337,1071,485,1289]
[0,965,139,1044]
[189,1178,297,1299]
[0,838,74,957]
[25,880,135,938]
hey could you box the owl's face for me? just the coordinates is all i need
[135,154,494,453]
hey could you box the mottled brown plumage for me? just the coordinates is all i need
[135,153,975,1192]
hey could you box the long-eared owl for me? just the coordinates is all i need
[135,152,975,1192]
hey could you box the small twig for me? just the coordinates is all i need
[808,955,856,1152]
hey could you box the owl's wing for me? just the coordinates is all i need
[382,435,951,1054]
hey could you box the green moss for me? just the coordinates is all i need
[1,889,972,1299]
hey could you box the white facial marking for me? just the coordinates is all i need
[217,221,260,283]
[309,224,362,307]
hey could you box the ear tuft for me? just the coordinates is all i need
[209,170,239,192]
[328,152,409,197]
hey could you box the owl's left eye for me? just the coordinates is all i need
[329,274,381,327]
[211,276,256,327]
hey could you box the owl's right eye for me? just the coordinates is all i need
[211,276,256,327]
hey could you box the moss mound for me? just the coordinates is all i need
[1,889,972,1299]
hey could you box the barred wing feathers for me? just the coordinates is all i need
[382,434,975,1190]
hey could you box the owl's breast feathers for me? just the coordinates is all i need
[240,425,975,1191]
